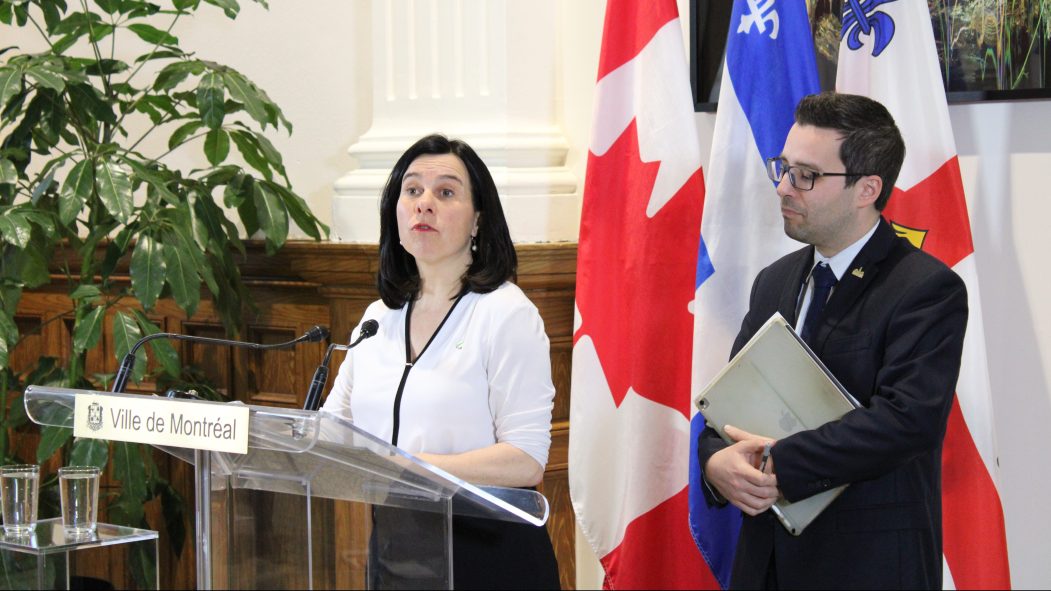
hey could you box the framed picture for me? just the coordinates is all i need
[690,0,1051,111]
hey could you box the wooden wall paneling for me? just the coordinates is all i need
[209,482,231,589]
[150,448,196,591]
[540,469,575,591]
[181,320,234,397]
[13,241,579,590]
[8,312,47,466]
[335,500,372,589]
[240,325,300,406]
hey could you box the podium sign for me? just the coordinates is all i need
[24,386,549,590]
[72,393,250,454]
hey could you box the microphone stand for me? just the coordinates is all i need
[111,325,330,393]
[303,319,380,411]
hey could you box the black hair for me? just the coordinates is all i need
[795,91,906,210]
[377,134,517,308]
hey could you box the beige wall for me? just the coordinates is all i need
[5,1,1050,587]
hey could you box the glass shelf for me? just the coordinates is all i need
[0,518,158,590]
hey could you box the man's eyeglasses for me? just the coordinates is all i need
[765,157,873,191]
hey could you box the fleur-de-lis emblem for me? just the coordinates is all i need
[737,0,780,40]
[842,0,898,57]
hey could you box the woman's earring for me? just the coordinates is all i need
[471,236,477,252]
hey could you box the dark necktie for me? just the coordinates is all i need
[800,262,837,344]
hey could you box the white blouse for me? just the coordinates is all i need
[321,282,555,468]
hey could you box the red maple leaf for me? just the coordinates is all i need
[575,120,705,418]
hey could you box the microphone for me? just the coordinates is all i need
[111,325,330,394]
[303,319,379,411]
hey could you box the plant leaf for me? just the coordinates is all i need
[70,438,109,469]
[252,182,287,252]
[95,0,121,15]
[221,70,271,128]
[0,338,7,371]
[120,157,179,205]
[36,425,73,463]
[197,71,225,129]
[73,305,105,354]
[0,311,17,345]
[95,159,134,223]
[3,383,25,429]
[23,208,56,240]
[0,213,31,248]
[108,494,145,529]
[167,120,202,150]
[132,310,180,378]
[130,234,166,310]
[153,60,204,91]
[84,58,129,76]
[204,0,240,19]
[157,478,186,557]
[39,0,63,31]
[0,158,16,184]
[162,242,201,318]
[126,23,179,46]
[229,130,272,181]
[242,128,288,181]
[26,65,65,92]
[59,159,94,225]
[203,127,229,166]
[168,216,217,293]
[51,33,79,55]
[9,245,49,289]
[113,441,149,502]
[173,0,200,12]
[112,311,146,383]
[0,68,21,111]
[29,166,57,206]
[69,82,116,124]
[88,23,116,43]
[69,284,101,302]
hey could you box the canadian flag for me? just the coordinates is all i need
[568,0,716,588]
[836,1,1011,588]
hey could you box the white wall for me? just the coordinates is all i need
[3,0,371,232]
[951,100,1051,589]
[159,0,372,232]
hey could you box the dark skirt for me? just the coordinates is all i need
[369,505,560,590]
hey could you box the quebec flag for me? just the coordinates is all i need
[688,1,819,587]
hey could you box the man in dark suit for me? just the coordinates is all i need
[697,92,968,589]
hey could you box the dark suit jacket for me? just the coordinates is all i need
[697,219,968,589]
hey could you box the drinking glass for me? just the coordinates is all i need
[1,464,40,536]
[59,466,101,538]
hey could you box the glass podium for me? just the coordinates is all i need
[0,518,159,590]
[23,386,550,590]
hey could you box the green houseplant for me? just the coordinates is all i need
[0,0,327,585]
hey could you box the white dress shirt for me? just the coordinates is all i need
[321,282,555,468]
[797,221,880,323]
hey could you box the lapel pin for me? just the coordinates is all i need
[851,267,865,279]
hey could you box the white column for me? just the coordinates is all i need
[333,0,578,243]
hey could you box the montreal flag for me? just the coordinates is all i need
[836,1,1011,588]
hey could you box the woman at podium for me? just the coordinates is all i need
[322,134,560,589]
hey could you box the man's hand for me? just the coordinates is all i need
[704,425,779,516]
